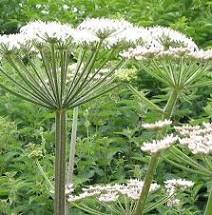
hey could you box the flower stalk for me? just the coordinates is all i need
[135,152,160,214]
[55,109,66,215]
[135,89,179,215]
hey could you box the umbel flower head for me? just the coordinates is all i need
[141,134,178,154]
[0,18,145,110]
[164,178,194,208]
[121,26,212,95]
[67,179,160,203]
[176,122,212,154]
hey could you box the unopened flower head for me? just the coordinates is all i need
[141,134,178,154]
[115,68,137,82]
[142,119,172,130]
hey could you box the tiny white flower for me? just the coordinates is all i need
[176,123,212,154]
[142,119,172,130]
[77,18,133,39]
[141,134,178,154]
[63,4,69,11]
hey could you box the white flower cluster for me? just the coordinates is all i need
[0,18,144,55]
[105,27,151,48]
[67,179,160,203]
[77,18,133,39]
[65,183,74,195]
[148,26,198,51]
[121,26,212,61]
[141,134,178,154]
[142,119,172,130]
[1,18,209,61]
[176,123,212,154]
[0,34,28,53]
[165,178,194,208]
[189,49,212,60]
[20,21,74,43]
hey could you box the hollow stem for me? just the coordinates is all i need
[55,109,66,215]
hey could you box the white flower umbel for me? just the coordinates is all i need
[165,178,194,195]
[165,178,194,208]
[105,26,151,48]
[68,179,160,203]
[68,191,101,202]
[120,43,163,59]
[71,29,100,45]
[20,21,74,43]
[141,134,178,154]
[189,49,212,60]
[97,192,119,202]
[176,123,212,154]
[77,18,133,39]
[148,26,198,51]
[120,26,201,60]
[142,119,172,130]
[0,33,28,53]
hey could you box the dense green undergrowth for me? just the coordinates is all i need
[0,0,212,214]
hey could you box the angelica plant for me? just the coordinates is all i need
[122,26,212,215]
[0,18,147,215]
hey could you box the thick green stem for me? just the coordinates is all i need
[135,89,178,215]
[135,153,160,215]
[55,110,66,215]
[204,189,212,215]
[67,106,79,184]
[163,90,178,117]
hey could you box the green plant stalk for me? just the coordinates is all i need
[55,109,66,215]
[135,89,178,215]
[35,159,54,191]
[134,152,160,214]
[67,106,79,184]
[163,90,178,117]
[204,189,212,215]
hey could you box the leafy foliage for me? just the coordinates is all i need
[0,0,212,214]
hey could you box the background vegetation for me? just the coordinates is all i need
[0,0,212,214]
